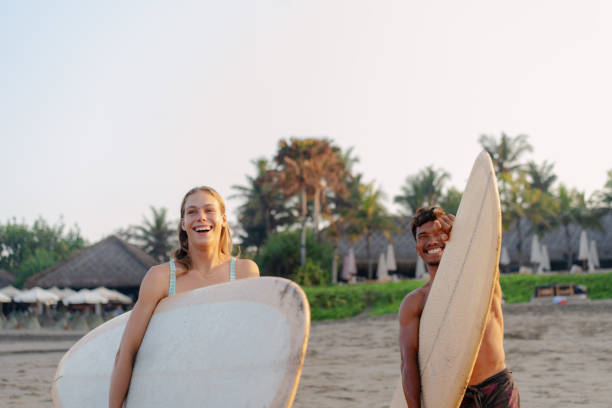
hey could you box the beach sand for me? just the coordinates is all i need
[2,300,612,407]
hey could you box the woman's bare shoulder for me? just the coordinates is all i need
[138,263,172,301]
[235,258,260,279]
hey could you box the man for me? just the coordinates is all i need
[398,206,520,407]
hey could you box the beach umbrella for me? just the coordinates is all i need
[14,287,60,305]
[540,245,551,272]
[377,253,389,282]
[386,244,397,271]
[589,240,600,269]
[63,289,109,306]
[341,248,357,282]
[0,285,21,299]
[48,287,77,300]
[0,292,11,303]
[530,235,542,267]
[92,287,133,304]
[415,257,426,280]
[578,230,589,268]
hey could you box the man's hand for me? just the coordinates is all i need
[433,213,455,242]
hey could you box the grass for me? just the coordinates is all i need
[303,272,612,321]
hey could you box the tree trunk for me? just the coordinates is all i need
[332,245,338,284]
[300,187,307,267]
[313,187,321,239]
[563,223,573,270]
[367,232,373,280]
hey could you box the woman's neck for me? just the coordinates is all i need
[188,244,223,275]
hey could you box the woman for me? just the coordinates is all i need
[109,186,260,407]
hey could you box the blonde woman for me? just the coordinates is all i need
[109,186,259,408]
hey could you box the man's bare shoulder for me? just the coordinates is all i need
[398,283,430,326]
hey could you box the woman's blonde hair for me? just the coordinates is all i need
[172,186,233,270]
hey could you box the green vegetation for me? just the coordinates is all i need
[304,272,612,321]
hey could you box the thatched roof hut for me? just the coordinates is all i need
[501,212,612,270]
[338,217,419,277]
[24,235,157,295]
[0,269,15,288]
[339,212,612,277]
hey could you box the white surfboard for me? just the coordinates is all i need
[391,151,501,407]
[53,277,310,408]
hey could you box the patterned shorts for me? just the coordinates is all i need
[459,368,520,408]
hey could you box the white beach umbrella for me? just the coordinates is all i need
[386,244,397,271]
[377,253,389,282]
[540,245,551,272]
[47,287,76,300]
[530,235,542,265]
[92,287,133,304]
[341,248,357,281]
[415,257,426,280]
[14,287,59,305]
[0,285,21,299]
[0,292,11,303]
[589,240,600,269]
[500,246,510,266]
[578,230,589,262]
[63,289,109,305]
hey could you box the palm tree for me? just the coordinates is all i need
[274,138,348,267]
[127,207,175,262]
[231,159,294,254]
[478,133,533,178]
[552,185,601,269]
[438,187,463,215]
[502,173,556,265]
[394,166,450,215]
[526,160,557,193]
[592,169,612,210]
[350,182,397,279]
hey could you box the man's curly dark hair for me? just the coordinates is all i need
[410,206,447,239]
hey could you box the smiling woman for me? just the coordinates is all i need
[108,186,260,408]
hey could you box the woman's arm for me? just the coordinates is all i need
[108,265,168,408]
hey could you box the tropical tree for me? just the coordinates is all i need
[231,159,295,254]
[274,138,348,267]
[350,182,397,279]
[478,133,533,179]
[394,166,450,215]
[0,217,86,287]
[438,187,463,215]
[321,148,362,283]
[501,173,556,266]
[121,207,175,262]
[592,169,612,210]
[526,160,557,193]
[552,185,601,269]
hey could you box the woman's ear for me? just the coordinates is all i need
[181,218,186,231]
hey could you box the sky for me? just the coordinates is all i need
[1,0,611,243]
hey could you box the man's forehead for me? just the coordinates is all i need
[416,220,437,235]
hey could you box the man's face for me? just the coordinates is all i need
[415,220,447,267]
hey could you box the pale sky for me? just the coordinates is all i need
[1,1,611,243]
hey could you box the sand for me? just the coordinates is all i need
[2,300,612,407]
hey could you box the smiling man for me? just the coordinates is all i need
[398,206,520,408]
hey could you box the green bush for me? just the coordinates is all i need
[293,260,329,287]
[255,229,333,281]
[302,272,612,321]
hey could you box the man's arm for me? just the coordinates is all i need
[399,293,423,408]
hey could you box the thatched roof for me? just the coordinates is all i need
[0,269,15,287]
[24,235,157,289]
[338,217,417,267]
[501,212,612,267]
[339,212,612,272]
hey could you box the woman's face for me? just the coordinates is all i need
[181,190,226,248]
